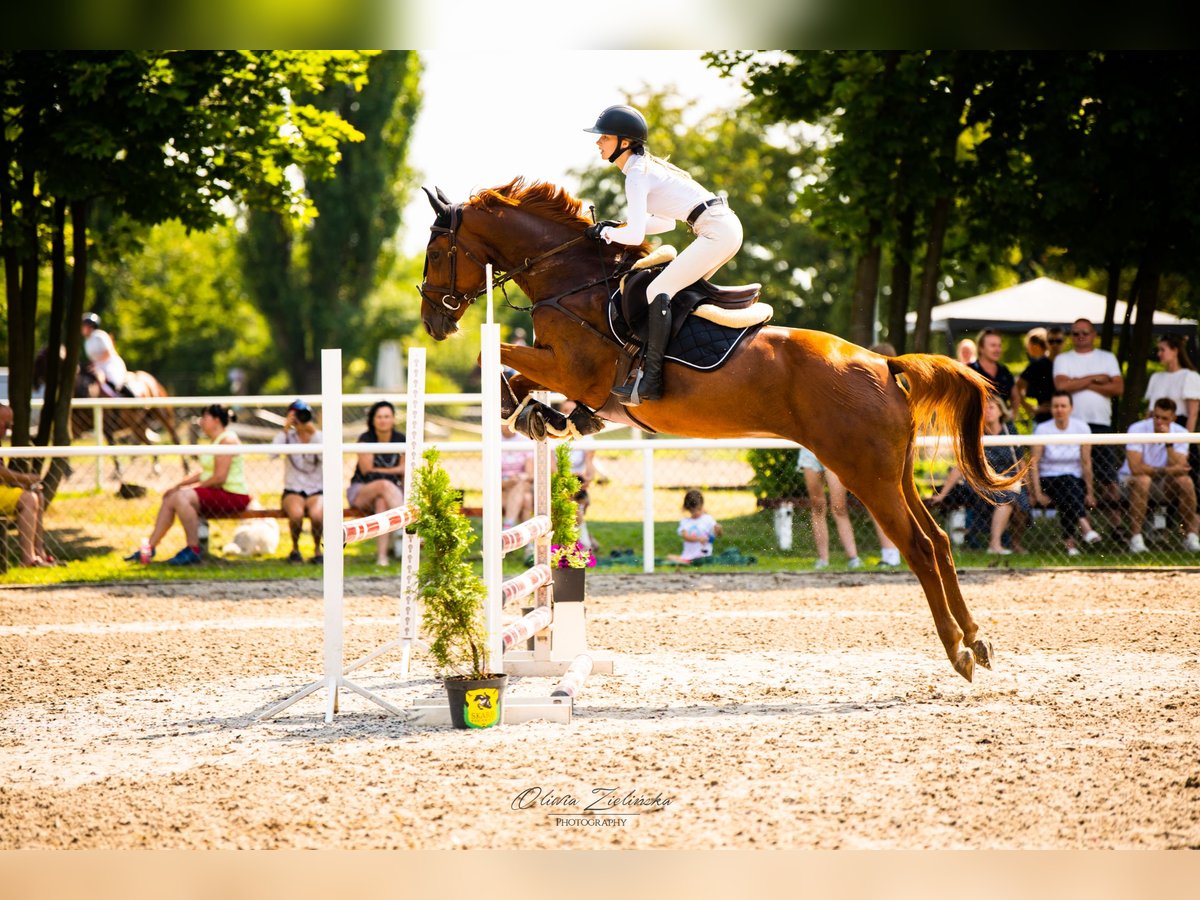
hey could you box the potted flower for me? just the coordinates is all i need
[413,448,506,729]
[549,442,596,602]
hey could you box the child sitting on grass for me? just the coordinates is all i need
[666,489,722,564]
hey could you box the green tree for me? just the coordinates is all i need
[240,51,423,392]
[1,51,371,474]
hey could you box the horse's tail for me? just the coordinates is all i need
[888,353,1028,495]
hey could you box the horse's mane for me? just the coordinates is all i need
[469,178,591,231]
[469,178,651,255]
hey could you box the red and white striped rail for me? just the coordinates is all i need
[500,515,552,555]
[342,505,420,545]
[551,654,593,698]
[500,604,554,650]
[501,563,552,606]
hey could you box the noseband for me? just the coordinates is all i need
[418,204,489,312]
[419,203,588,314]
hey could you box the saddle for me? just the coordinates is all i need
[607,248,772,374]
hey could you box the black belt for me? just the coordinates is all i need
[686,196,725,227]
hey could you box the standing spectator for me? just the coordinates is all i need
[1145,334,1200,432]
[80,312,130,398]
[665,488,723,564]
[1029,392,1102,557]
[127,404,249,565]
[273,399,324,564]
[797,445,861,569]
[868,341,903,567]
[500,421,534,528]
[1121,398,1200,553]
[0,404,53,567]
[968,328,1015,404]
[1146,333,1200,491]
[928,395,1029,554]
[956,338,978,366]
[1015,327,1057,424]
[348,400,405,567]
[1053,318,1124,534]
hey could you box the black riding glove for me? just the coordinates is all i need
[585,220,620,241]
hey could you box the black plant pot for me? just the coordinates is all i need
[444,673,508,729]
[552,566,587,603]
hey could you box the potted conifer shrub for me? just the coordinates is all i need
[549,442,595,603]
[412,448,506,729]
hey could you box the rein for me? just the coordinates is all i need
[420,201,638,352]
[418,202,589,313]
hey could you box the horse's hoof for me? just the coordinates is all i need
[953,647,975,682]
[972,637,994,670]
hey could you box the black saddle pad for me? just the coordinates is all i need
[608,270,761,372]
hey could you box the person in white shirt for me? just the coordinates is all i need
[272,399,324,564]
[1029,391,1102,557]
[80,312,130,398]
[1120,398,1200,553]
[1053,317,1124,532]
[583,104,743,406]
[1145,334,1200,432]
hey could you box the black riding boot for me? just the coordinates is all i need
[613,295,672,406]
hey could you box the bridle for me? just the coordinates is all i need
[417,202,592,314]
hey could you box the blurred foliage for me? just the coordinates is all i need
[746,448,807,501]
[94,220,281,395]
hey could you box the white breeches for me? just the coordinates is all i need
[646,206,743,303]
[97,359,128,390]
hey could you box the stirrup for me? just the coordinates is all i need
[612,369,646,407]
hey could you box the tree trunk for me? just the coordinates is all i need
[1099,260,1121,352]
[886,205,915,353]
[912,195,951,353]
[4,171,40,456]
[37,200,68,446]
[1119,255,1160,430]
[849,219,883,348]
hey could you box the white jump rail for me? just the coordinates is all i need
[257,347,428,723]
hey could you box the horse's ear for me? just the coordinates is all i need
[423,186,452,227]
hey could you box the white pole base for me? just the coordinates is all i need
[410,694,574,726]
[502,650,616,677]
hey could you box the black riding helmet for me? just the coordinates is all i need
[584,105,648,162]
[82,312,101,329]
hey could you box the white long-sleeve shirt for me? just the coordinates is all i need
[601,153,715,246]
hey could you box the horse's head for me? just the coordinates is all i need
[418,186,491,341]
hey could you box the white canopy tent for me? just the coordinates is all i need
[905,277,1197,352]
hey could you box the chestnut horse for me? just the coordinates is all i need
[419,179,1023,682]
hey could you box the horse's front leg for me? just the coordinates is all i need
[499,371,604,442]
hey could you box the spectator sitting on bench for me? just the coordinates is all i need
[273,399,324,565]
[348,400,405,567]
[1029,391,1102,558]
[127,404,249,566]
[1,403,54,567]
[928,394,1030,554]
[1121,398,1200,554]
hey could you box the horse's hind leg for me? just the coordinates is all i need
[839,455,975,682]
[901,472,993,670]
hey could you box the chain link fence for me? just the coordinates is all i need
[4,396,1198,582]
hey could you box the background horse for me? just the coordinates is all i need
[419,178,1025,683]
[34,348,185,479]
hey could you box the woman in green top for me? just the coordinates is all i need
[127,404,251,566]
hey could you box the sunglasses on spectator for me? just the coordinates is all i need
[1071,330,1093,336]
[1047,338,1064,344]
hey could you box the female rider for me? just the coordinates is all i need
[583,105,743,405]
